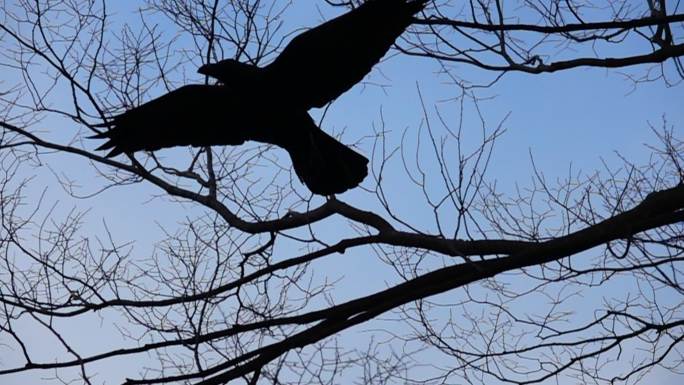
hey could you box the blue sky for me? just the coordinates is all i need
[1,1,683,384]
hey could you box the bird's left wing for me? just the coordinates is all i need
[265,0,427,110]
[93,85,251,157]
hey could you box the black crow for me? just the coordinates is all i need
[94,0,428,195]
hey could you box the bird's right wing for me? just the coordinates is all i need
[265,0,427,110]
[93,85,249,157]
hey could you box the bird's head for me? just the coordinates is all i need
[198,59,261,87]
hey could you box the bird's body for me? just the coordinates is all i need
[94,0,428,195]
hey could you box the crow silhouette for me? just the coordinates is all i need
[94,0,428,195]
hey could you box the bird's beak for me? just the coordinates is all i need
[197,64,209,75]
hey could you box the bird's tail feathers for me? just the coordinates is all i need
[286,128,368,195]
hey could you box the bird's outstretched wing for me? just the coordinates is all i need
[265,0,427,109]
[92,85,251,157]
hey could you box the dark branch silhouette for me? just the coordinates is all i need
[93,0,428,195]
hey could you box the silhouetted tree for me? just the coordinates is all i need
[0,1,682,384]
